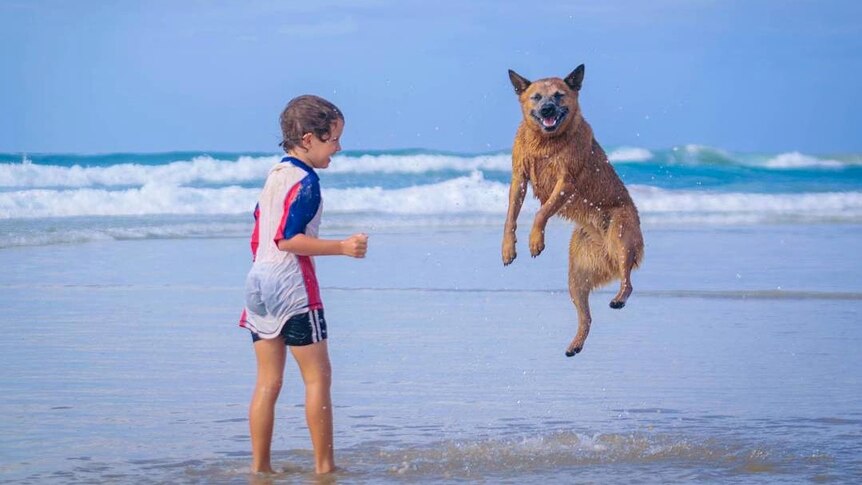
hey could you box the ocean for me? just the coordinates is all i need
[1,147,861,483]
[1,146,861,248]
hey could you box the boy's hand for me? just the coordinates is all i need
[340,233,368,258]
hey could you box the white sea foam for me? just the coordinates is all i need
[0,172,511,219]
[0,153,514,189]
[3,173,861,222]
[763,151,845,169]
[0,155,280,188]
[326,153,512,174]
[607,147,653,162]
[0,184,258,218]
[324,171,514,213]
[2,181,861,247]
[630,185,862,213]
[672,146,854,169]
[3,149,857,190]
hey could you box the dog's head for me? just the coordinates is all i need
[508,65,585,136]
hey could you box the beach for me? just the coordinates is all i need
[2,221,861,483]
[5,0,862,481]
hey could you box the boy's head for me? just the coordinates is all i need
[280,95,344,153]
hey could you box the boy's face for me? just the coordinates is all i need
[302,119,344,169]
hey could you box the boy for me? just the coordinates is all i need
[239,95,367,474]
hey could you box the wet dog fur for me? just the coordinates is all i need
[502,64,644,357]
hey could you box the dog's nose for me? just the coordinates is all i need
[540,104,557,118]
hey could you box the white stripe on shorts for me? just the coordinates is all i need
[311,309,320,343]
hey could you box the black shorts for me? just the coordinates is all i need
[250,308,327,346]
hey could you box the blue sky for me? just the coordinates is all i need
[1,0,860,154]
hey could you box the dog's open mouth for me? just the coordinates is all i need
[531,108,569,132]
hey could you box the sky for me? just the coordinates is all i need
[1,0,861,155]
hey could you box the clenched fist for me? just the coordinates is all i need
[340,233,368,258]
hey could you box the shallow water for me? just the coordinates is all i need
[1,225,861,483]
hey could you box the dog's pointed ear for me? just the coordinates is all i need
[564,64,585,91]
[508,69,531,95]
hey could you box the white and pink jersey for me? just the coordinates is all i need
[239,157,323,338]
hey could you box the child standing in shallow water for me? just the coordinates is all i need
[239,95,368,474]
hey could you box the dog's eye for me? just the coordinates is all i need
[531,93,542,102]
[553,92,565,101]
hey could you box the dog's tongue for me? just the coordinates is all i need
[542,117,556,127]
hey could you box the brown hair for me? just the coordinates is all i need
[279,95,344,152]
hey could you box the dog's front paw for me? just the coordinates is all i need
[502,238,517,265]
[529,229,545,257]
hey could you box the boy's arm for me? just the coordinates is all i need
[277,233,368,258]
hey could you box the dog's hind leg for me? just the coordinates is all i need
[607,208,644,309]
[566,275,592,357]
[565,227,611,357]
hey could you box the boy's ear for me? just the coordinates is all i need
[508,69,531,95]
[564,64,585,91]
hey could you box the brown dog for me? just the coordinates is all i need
[502,64,644,357]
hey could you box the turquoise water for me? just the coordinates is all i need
[3,146,861,193]
[1,146,861,249]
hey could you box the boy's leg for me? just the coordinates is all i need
[290,340,334,474]
[250,337,287,473]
